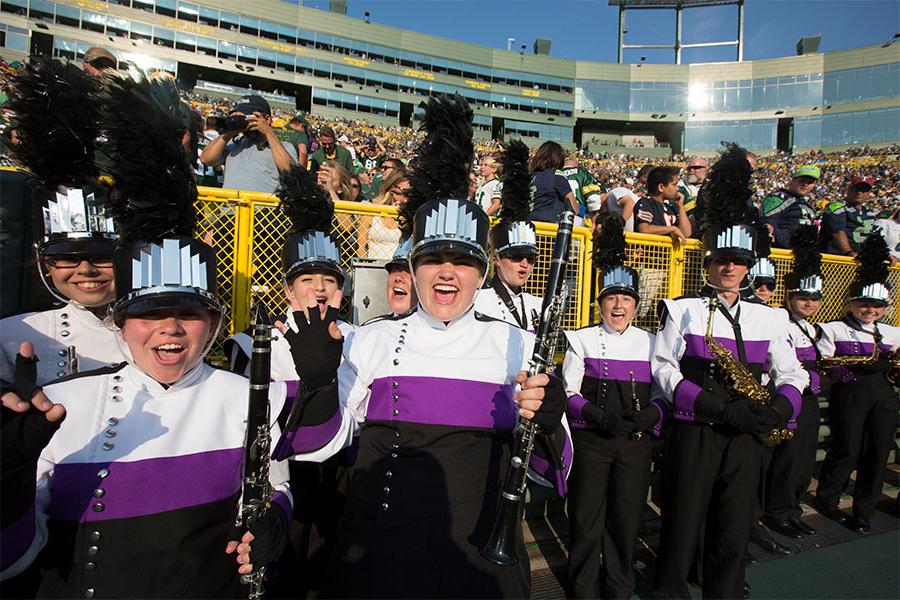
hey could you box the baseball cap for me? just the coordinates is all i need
[84,47,117,70]
[850,175,875,188]
[234,95,271,115]
[290,111,306,123]
[793,165,820,180]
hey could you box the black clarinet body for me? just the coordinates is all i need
[481,209,575,566]
[238,308,275,599]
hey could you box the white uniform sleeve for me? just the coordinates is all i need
[816,321,838,358]
[651,299,688,403]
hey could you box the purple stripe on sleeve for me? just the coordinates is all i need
[272,409,343,459]
[1,504,35,570]
[808,370,821,395]
[49,448,243,523]
[649,399,667,438]
[776,384,803,424]
[367,376,517,430]
[567,394,589,421]
[271,491,291,520]
[673,379,703,422]
[583,359,652,382]
[684,333,769,364]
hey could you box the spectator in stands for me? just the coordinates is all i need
[633,166,691,243]
[528,141,578,223]
[282,112,309,169]
[356,136,386,171]
[82,47,117,78]
[199,94,296,193]
[475,155,502,216]
[635,164,653,196]
[309,126,354,174]
[357,169,408,259]
[603,177,639,232]
[562,157,604,227]
[819,176,878,256]
[760,164,820,248]
[349,173,364,202]
[679,157,708,223]
[874,208,900,264]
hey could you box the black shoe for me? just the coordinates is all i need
[761,515,803,539]
[787,516,816,536]
[847,515,871,534]
[743,581,751,599]
[750,524,793,555]
[812,498,848,524]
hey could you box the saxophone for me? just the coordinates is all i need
[705,298,793,446]
[817,324,881,374]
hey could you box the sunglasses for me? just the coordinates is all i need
[44,255,114,268]
[502,253,537,264]
[687,165,706,171]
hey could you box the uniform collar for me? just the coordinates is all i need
[415,303,476,330]
[600,322,630,337]
[124,361,207,394]
[66,301,109,325]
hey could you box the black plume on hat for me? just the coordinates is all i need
[277,164,334,233]
[784,224,821,288]
[701,142,770,259]
[399,95,474,237]
[498,139,531,224]
[853,228,890,289]
[3,57,100,189]
[99,71,196,244]
[593,212,628,272]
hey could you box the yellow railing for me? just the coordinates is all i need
[195,187,898,344]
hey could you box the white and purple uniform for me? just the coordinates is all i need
[473,285,543,331]
[1,363,291,598]
[275,306,571,598]
[0,303,124,386]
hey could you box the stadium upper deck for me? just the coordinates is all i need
[0,0,898,154]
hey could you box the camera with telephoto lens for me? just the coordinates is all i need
[206,114,247,134]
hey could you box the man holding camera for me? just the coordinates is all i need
[200,94,296,193]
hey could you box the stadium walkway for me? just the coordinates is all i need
[527,465,900,599]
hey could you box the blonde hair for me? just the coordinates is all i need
[375,169,410,205]
[322,160,353,201]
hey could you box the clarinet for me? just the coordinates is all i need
[236,305,274,600]
[67,346,78,374]
[481,209,574,566]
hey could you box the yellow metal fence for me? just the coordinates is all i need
[196,187,900,347]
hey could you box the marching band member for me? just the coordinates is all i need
[473,140,543,330]
[814,231,900,534]
[383,237,416,317]
[761,225,828,539]
[564,213,666,599]
[223,164,355,598]
[0,71,289,599]
[273,96,570,598]
[651,143,808,598]
[0,58,123,385]
[746,257,777,305]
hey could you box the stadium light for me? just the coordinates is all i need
[882,33,900,48]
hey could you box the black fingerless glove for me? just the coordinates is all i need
[768,393,793,426]
[582,404,633,437]
[632,404,662,433]
[1,353,61,477]
[228,504,289,569]
[282,307,343,390]
[530,375,566,434]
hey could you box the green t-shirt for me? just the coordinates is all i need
[310,145,354,175]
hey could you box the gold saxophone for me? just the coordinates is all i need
[817,326,881,374]
[705,298,793,446]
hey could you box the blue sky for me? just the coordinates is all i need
[292,0,900,64]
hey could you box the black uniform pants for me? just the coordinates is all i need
[653,422,763,600]
[765,394,821,521]
[568,430,652,599]
[816,379,898,519]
